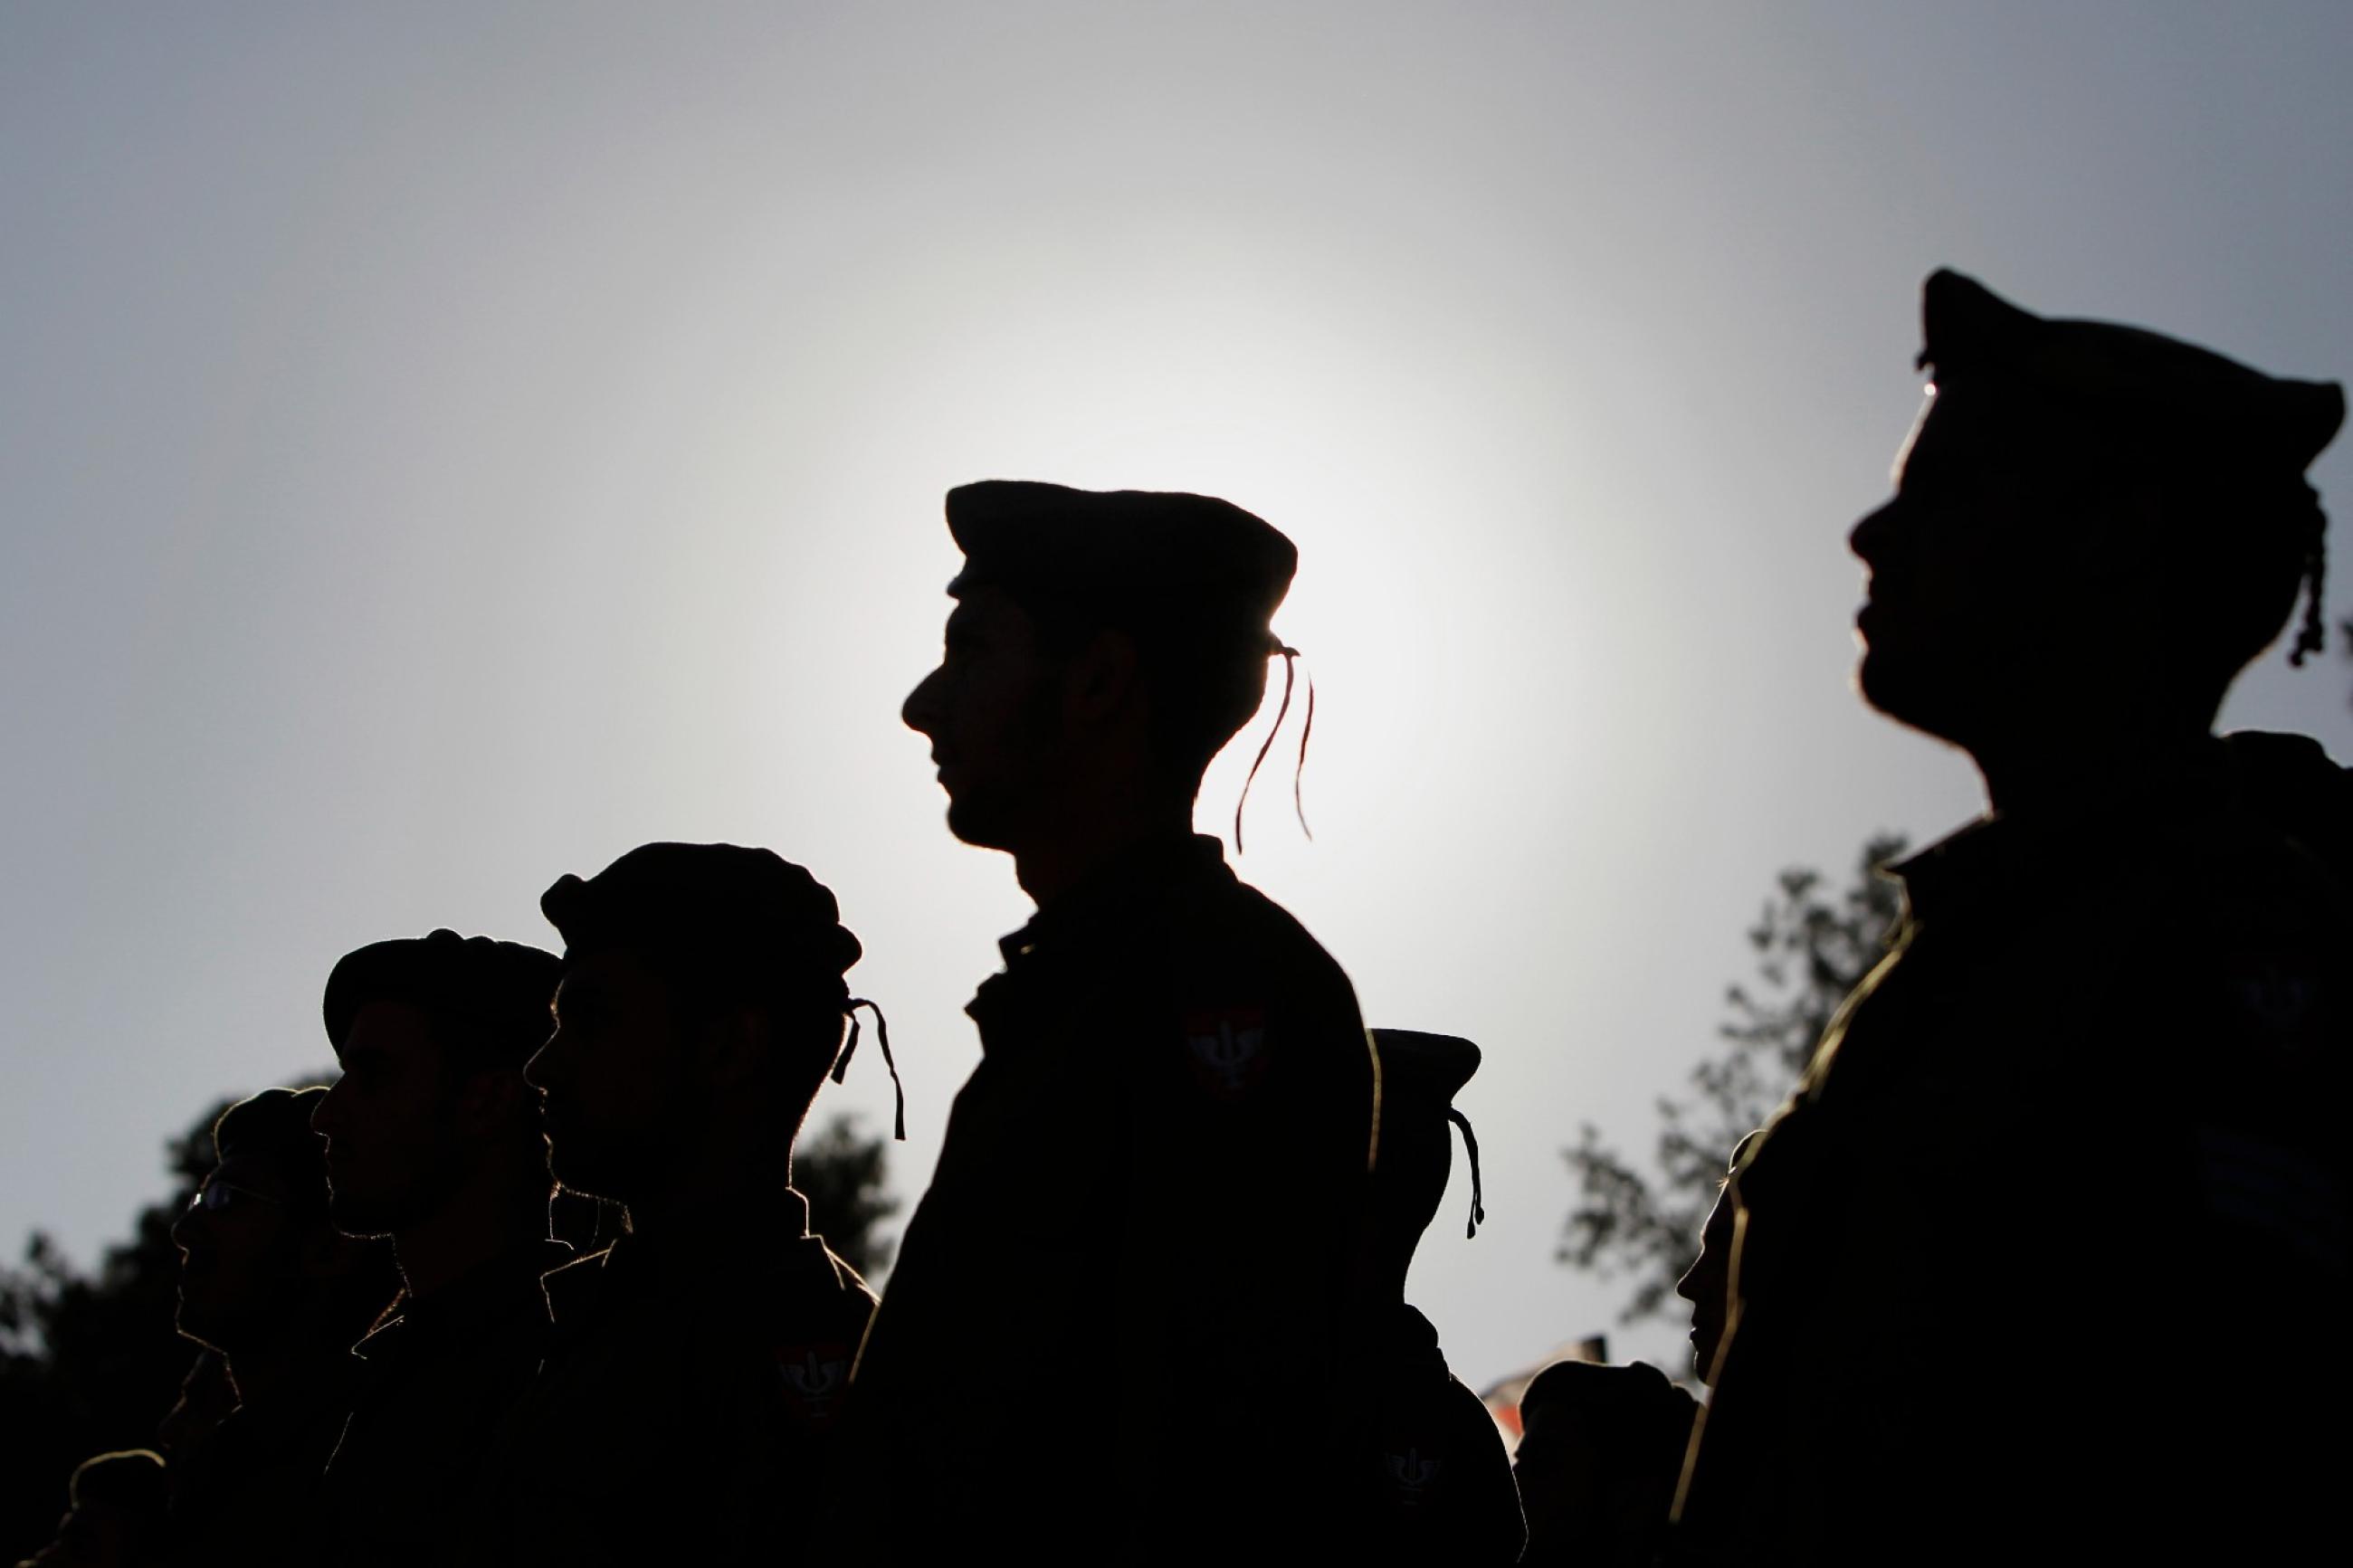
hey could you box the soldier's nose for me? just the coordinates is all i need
[1849,500,1897,565]
[901,670,944,736]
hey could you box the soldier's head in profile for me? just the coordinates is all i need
[169,1087,392,1368]
[1365,1029,1484,1299]
[310,930,560,1246]
[1672,1130,1758,1385]
[901,481,1298,862]
[21,1449,167,1568]
[1849,270,2343,753]
[526,842,865,1213]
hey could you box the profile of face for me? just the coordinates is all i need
[900,584,1068,851]
[1849,383,2100,745]
[526,949,696,1206]
[311,999,468,1237]
[169,1157,301,1355]
[1674,1183,1739,1384]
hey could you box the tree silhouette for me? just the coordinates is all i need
[1558,834,1908,1322]
[0,1091,898,1559]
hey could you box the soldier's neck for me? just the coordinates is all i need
[1013,791,1196,908]
[394,1161,548,1302]
[1971,713,2214,820]
[223,1323,343,1410]
[623,1141,800,1245]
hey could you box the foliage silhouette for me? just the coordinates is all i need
[1558,834,1907,1322]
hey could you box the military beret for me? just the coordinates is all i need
[945,480,1297,639]
[540,841,862,990]
[1919,269,2344,473]
[324,929,561,1068]
[212,1086,334,1216]
[1371,1029,1480,1117]
[1370,1029,1486,1237]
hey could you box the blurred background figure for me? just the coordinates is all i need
[165,1088,397,1568]
[1672,1132,1759,1387]
[1345,1030,1523,1563]
[309,929,565,1568]
[14,1450,166,1568]
[476,843,878,1568]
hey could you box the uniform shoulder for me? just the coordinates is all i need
[1177,866,1354,989]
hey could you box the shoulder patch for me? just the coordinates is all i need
[773,1340,853,1430]
[1185,1005,1270,1099]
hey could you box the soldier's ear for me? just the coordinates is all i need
[698,1007,772,1090]
[452,1069,529,1139]
[2062,475,2167,584]
[1062,628,1141,727]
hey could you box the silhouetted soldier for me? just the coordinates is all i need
[164,1089,397,1567]
[853,481,1378,1559]
[309,929,565,1567]
[17,1450,167,1568]
[472,843,879,1568]
[1345,1030,1522,1563]
[1674,271,2349,1564]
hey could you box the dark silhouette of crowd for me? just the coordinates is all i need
[13,271,2348,1566]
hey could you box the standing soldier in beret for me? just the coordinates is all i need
[471,843,880,1568]
[851,481,1379,1558]
[308,929,567,1567]
[164,1088,399,1567]
[1347,1030,1524,1563]
[1673,272,2350,1564]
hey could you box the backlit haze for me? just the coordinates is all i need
[6,3,2350,1388]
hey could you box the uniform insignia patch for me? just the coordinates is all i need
[775,1341,853,1429]
[1385,1445,1443,1506]
[2228,955,2317,1039]
[1185,1007,1269,1099]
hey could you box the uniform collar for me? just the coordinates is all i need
[1891,736,2243,924]
[996,832,1230,967]
[357,1237,570,1355]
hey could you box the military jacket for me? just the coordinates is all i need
[1676,735,2351,1564]
[472,1198,874,1568]
[844,833,1378,1560]
[1341,1305,1525,1564]
[163,1345,360,1568]
[315,1239,568,1567]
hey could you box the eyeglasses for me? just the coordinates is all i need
[186,1182,284,1214]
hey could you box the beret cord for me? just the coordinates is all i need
[2289,527,2328,669]
[833,998,906,1141]
[1233,646,1315,854]
[1446,1106,1486,1240]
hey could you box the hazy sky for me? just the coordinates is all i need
[5,2,2350,1387]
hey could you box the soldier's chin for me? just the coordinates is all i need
[326,1189,411,1240]
[943,792,1018,851]
[547,1145,628,1207]
[1856,650,1932,727]
[173,1297,234,1354]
